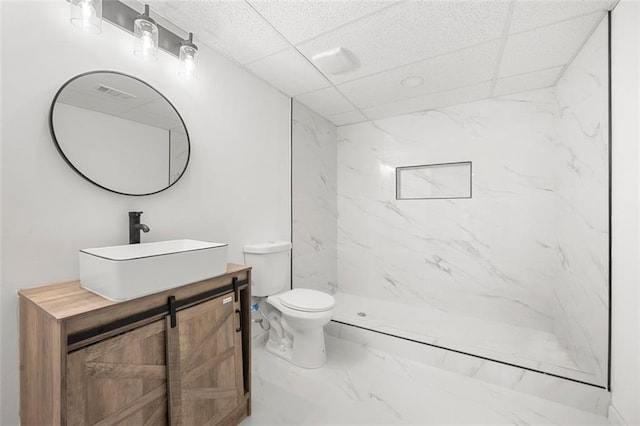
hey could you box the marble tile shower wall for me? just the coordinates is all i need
[292,100,338,293]
[337,90,563,332]
[554,19,609,382]
[292,20,608,385]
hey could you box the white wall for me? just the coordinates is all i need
[610,1,640,424]
[0,1,290,423]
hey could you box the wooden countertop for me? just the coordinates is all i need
[19,263,250,321]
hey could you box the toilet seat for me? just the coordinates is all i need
[279,289,335,313]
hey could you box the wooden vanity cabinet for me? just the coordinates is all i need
[19,264,252,426]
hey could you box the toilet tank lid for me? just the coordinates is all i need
[243,241,292,254]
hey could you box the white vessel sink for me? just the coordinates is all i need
[79,239,228,301]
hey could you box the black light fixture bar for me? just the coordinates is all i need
[90,0,184,58]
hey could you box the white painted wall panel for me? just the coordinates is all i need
[0,2,290,423]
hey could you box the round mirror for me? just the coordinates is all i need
[49,71,190,196]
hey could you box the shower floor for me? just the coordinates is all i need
[332,292,600,385]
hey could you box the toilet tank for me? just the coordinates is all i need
[243,241,292,297]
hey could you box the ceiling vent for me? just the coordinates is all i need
[95,84,137,101]
[311,47,358,75]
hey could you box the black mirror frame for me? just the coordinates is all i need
[49,70,191,197]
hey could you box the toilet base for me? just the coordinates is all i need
[265,329,328,369]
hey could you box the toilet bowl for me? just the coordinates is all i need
[243,242,336,368]
[265,288,335,368]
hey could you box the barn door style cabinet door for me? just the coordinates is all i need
[19,264,252,426]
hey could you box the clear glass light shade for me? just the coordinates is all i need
[70,0,102,34]
[133,13,158,60]
[179,45,198,79]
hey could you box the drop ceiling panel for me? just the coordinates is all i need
[247,0,399,45]
[142,0,613,124]
[296,87,355,116]
[361,81,492,121]
[326,110,368,126]
[337,40,500,109]
[148,0,288,64]
[493,66,564,97]
[509,0,609,34]
[247,48,331,96]
[297,0,510,84]
[499,12,605,78]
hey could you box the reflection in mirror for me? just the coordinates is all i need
[50,71,190,196]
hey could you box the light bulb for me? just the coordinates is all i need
[133,5,158,61]
[179,33,199,79]
[141,32,154,56]
[81,0,94,31]
[184,56,195,72]
[70,0,102,34]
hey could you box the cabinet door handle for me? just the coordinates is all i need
[168,295,177,328]
[235,308,242,333]
[232,276,239,302]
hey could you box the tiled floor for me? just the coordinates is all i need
[241,335,609,425]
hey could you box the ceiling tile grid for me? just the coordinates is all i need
[326,110,369,126]
[246,48,331,96]
[246,0,401,45]
[493,65,564,97]
[142,0,615,125]
[296,86,356,117]
[498,11,606,78]
[336,40,502,109]
[360,81,493,121]
[296,0,511,85]
[509,0,609,34]
[148,0,289,64]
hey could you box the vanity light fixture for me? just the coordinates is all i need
[133,4,158,61]
[66,0,200,76]
[179,33,199,79]
[69,0,102,34]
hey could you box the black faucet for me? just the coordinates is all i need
[129,211,150,244]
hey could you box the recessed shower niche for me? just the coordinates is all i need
[292,18,610,387]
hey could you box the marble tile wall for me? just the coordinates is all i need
[291,17,609,387]
[292,100,338,294]
[554,18,610,382]
[337,89,563,332]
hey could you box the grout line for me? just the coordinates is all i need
[490,0,516,96]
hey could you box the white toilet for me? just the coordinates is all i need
[243,241,335,368]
